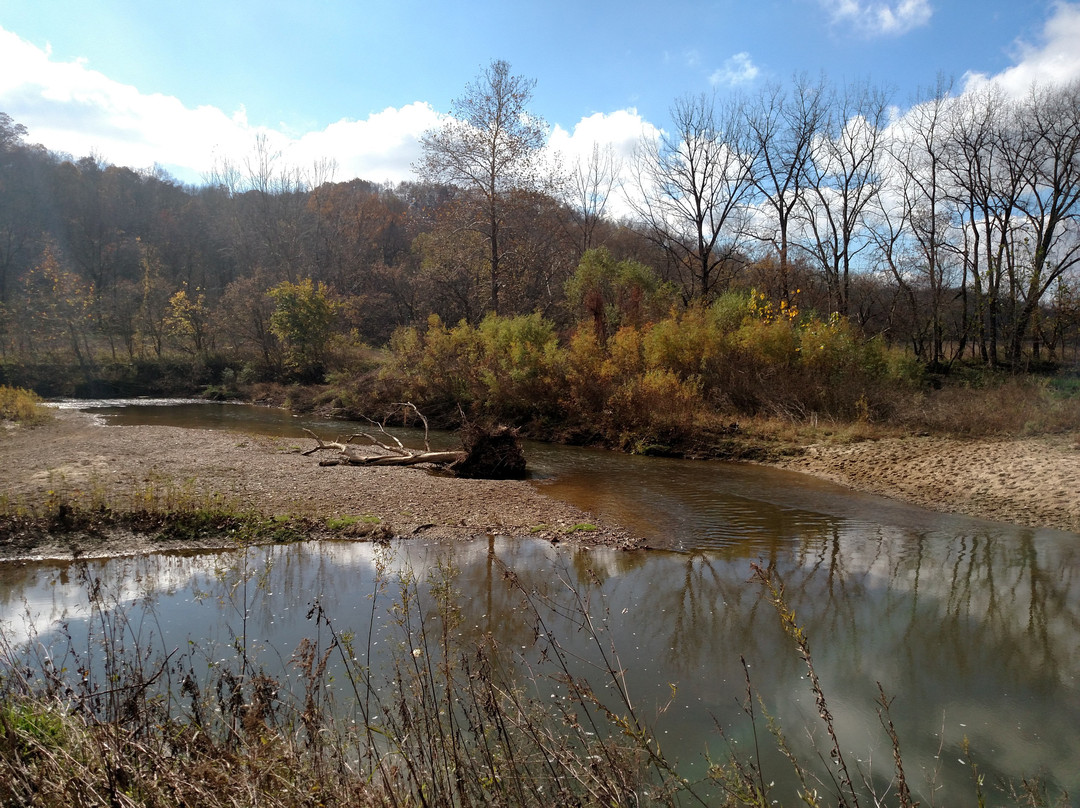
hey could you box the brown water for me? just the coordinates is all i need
[4,400,1078,802]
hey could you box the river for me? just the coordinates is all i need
[2,400,1078,803]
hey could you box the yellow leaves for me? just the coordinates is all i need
[748,287,800,324]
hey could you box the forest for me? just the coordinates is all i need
[2,63,1079,447]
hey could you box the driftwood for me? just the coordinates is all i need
[302,430,466,468]
[302,403,526,479]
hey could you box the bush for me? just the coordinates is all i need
[381,297,930,443]
[385,313,562,424]
[0,385,51,425]
[473,312,562,418]
[608,368,703,446]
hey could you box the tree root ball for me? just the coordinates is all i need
[454,424,527,479]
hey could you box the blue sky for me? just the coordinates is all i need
[1,1,1078,187]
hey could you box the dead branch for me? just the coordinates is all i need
[301,428,465,468]
[301,405,526,478]
[393,402,432,452]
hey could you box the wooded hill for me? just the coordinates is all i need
[2,68,1079,410]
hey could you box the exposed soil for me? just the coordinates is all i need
[3,410,1078,562]
[0,409,641,561]
[772,433,1080,533]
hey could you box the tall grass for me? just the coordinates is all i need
[0,553,695,807]
[0,385,52,426]
[0,552,1070,807]
[893,374,1080,436]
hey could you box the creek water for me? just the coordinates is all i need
[2,400,1079,803]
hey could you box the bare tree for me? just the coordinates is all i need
[630,92,755,301]
[942,84,1022,365]
[801,80,890,316]
[568,142,621,254]
[745,75,828,302]
[1007,80,1080,363]
[880,81,961,365]
[208,134,316,283]
[417,60,549,315]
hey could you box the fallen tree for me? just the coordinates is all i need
[302,429,465,468]
[302,404,526,479]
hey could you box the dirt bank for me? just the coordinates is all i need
[3,410,1078,561]
[772,433,1080,533]
[0,409,641,560]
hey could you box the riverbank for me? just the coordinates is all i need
[772,432,1080,533]
[0,409,641,561]
[2,409,1079,562]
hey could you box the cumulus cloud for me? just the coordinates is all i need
[548,109,656,163]
[290,103,440,184]
[709,53,760,87]
[0,25,439,185]
[820,0,932,36]
[548,110,661,220]
[962,1,1080,96]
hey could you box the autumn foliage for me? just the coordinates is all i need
[384,273,900,448]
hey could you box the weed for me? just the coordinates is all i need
[0,551,1069,807]
[0,551,697,807]
[326,513,382,531]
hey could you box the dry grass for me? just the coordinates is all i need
[892,375,1080,437]
[2,554,1071,807]
[0,556,690,808]
[0,385,53,427]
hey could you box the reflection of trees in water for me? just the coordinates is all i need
[5,527,1080,798]
[767,524,1080,687]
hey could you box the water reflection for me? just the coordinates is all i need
[12,401,1078,802]
[2,525,1078,803]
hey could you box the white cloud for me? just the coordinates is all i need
[709,53,760,87]
[820,0,932,36]
[291,103,440,184]
[0,25,438,185]
[548,109,656,164]
[962,1,1080,96]
[548,110,661,220]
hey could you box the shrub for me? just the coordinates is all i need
[608,368,703,445]
[473,312,562,418]
[643,303,732,381]
[385,313,562,424]
[0,385,51,426]
[384,315,479,417]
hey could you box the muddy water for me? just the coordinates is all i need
[3,401,1078,802]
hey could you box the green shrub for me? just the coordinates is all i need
[473,312,562,418]
[386,313,562,423]
[643,303,732,381]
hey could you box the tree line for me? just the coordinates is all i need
[1,62,1079,389]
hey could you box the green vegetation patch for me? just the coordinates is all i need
[0,494,321,548]
[568,522,598,533]
[0,703,69,759]
[326,513,382,531]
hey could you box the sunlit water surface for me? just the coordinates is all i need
[1,400,1076,802]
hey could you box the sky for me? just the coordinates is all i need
[2,0,1079,190]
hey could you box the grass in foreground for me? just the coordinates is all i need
[0,552,1070,808]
